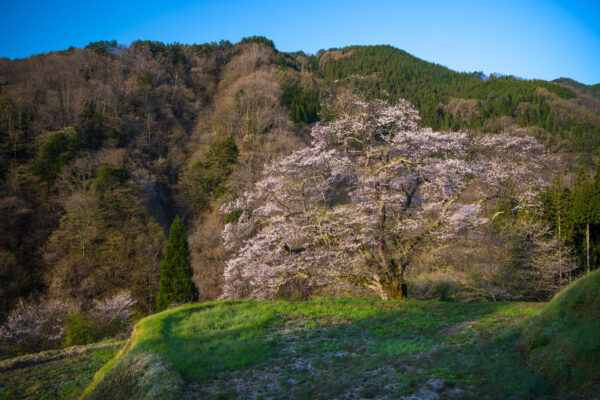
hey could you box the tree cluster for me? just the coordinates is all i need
[541,167,600,275]
[280,84,320,123]
[0,292,136,352]
[0,37,293,315]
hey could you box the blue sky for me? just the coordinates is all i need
[1,0,599,84]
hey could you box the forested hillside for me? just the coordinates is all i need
[0,37,314,316]
[319,45,600,154]
[554,77,600,100]
[1,38,599,355]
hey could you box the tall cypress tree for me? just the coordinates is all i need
[156,215,198,310]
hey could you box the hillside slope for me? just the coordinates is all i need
[318,45,599,153]
[81,299,560,400]
[554,77,600,99]
[523,269,600,399]
[0,37,312,314]
[1,38,599,319]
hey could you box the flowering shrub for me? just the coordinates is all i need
[89,291,137,328]
[0,299,71,351]
[0,292,137,351]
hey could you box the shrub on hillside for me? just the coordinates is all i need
[64,292,137,346]
[409,274,460,301]
[89,291,137,329]
[63,312,103,347]
[0,292,137,351]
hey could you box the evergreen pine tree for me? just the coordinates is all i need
[156,215,198,310]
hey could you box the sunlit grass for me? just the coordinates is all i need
[81,298,562,399]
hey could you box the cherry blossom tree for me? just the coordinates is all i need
[222,95,555,300]
[88,291,137,328]
[0,299,72,351]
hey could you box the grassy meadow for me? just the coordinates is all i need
[5,277,599,400]
[81,299,560,400]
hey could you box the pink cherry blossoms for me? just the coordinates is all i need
[221,95,555,300]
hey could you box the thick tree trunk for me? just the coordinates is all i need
[375,189,407,300]
[379,269,408,300]
[586,223,590,274]
[381,278,403,300]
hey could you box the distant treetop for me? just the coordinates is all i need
[239,36,275,48]
[85,40,119,56]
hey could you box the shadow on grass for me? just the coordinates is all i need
[87,299,558,400]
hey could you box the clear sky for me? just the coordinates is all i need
[1,0,599,84]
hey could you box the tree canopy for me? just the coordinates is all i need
[222,95,555,300]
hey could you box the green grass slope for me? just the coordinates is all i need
[0,340,122,400]
[82,299,561,400]
[523,269,600,399]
